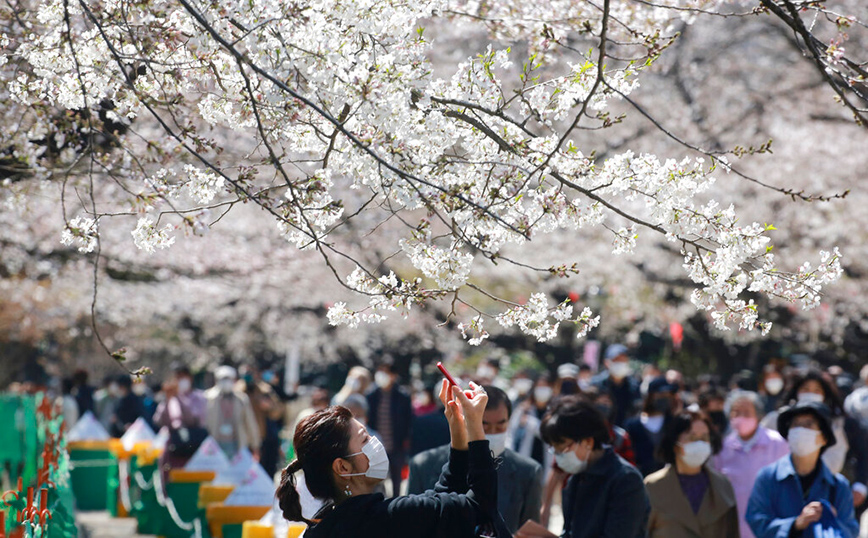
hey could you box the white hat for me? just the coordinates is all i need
[215,365,237,380]
[557,363,580,378]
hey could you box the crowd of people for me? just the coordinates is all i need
[12,344,868,537]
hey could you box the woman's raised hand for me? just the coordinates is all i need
[452,382,488,443]
[439,379,468,450]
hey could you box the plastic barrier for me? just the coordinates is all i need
[204,505,270,538]
[1,394,76,538]
[66,441,118,512]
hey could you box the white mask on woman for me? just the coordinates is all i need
[534,386,553,404]
[788,427,822,457]
[340,436,390,480]
[765,378,784,395]
[555,446,588,474]
[797,392,825,404]
[678,441,712,468]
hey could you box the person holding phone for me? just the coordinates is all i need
[276,378,506,538]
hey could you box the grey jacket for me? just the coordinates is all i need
[408,444,544,534]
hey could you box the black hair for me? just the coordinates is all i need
[540,395,609,449]
[784,369,844,415]
[116,375,132,389]
[276,406,354,523]
[698,388,727,409]
[658,411,722,464]
[483,385,512,417]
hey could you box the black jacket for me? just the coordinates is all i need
[366,387,413,453]
[562,447,650,538]
[304,440,498,538]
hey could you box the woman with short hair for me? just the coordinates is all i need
[519,396,649,538]
[713,390,789,538]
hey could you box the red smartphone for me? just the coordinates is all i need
[437,362,461,388]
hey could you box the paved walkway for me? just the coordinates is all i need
[75,511,154,538]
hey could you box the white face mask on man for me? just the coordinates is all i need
[340,436,390,480]
[486,433,508,457]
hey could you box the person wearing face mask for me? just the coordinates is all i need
[204,365,260,459]
[509,376,555,469]
[332,366,373,407]
[516,396,648,538]
[624,376,677,476]
[746,401,859,538]
[154,364,209,473]
[645,411,738,538]
[763,369,868,511]
[593,344,641,427]
[539,389,636,528]
[698,388,729,437]
[408,385,543,534]
[760,366,787,413]
[94,374,122,431]
[365,360,413,498]
[109,375,146,437]
[276,380,507,538]
[713,390,789,538]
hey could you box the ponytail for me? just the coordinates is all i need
[275,406,354,524]
[276,459,310,524]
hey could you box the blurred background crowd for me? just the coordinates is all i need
[9,344,868,536]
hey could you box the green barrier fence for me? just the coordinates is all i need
[0,393,76,538]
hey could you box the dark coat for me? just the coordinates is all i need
[624,416,666,477]
[367,386,413,453]
[561,447,650,538]
[304,440,499,538]
[596,374,641,427]
[408,444,544,534]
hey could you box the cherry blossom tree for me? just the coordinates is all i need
[1,0,865,366]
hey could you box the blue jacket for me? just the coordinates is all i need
[746,455,859,538]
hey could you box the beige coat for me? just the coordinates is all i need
[204,386,261,453]
[645,464,740,538]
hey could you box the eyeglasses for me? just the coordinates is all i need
[547,441,575,456]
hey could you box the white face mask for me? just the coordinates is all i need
[514,378,533,395]
[678,441,712,468]
[797,392,825,404]
[477,366,496,380]
[486,433,508,457]
[132,383,146,396]
[609,362,633,380]
[788,427,822,457]
[108,384,120,397]
[765,378,784,395]
[374,371,392,389]
[348,377,362,392]
[218,379,235,393]
[534,386,553,404]
[555,445,589,474]
[177,378,192,394]
[340,436,390,480]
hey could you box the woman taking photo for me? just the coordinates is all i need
[645,410,739,538]
[276,379,503,538]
